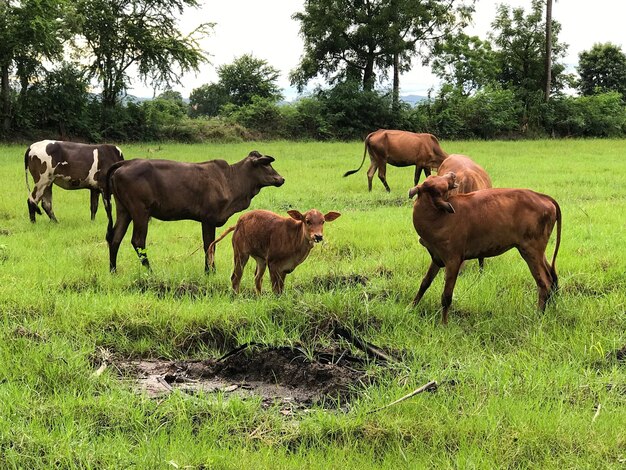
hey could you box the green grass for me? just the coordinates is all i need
[1,139,625,468]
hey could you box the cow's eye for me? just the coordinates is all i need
[306,220,311,225]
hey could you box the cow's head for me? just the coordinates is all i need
[247,150,285,187]
[409,172,458,213]
[287,209,341,243]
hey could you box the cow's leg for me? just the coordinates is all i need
[478,258,485,271]
[424,167,432,178]
[269,267,286,294]
[518,249,552,311]
[90,189,99,221]
[130,216,150,270]
[40,186,58,223]
[414,166,423,185]
[412,260,441,307]
[108,208,132,273]
[253,257,267,294]
[202,222,216,273]
[378,163,391,192]
[441,261,462,325]
[366,162,377,192]
[231,251,249,294]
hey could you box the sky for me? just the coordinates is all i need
[127,0,625,100]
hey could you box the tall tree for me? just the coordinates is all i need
[490,0,567,100]
[0,0,71,133]
[291,0,474,103]
[217,54,282,107]
[543,0,555,101]
[75,0,211,111]
[577,43,626,99]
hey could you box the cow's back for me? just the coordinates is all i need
[439,154,492,195]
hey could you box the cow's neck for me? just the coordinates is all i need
[222,162,262,213]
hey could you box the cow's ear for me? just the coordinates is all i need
[252,155,275,166]
[287,210,304,221]
[323,211,341,222]
[433,196,455,214]
[408,185,421,199]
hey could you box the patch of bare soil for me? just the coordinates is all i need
[115,345,374,407]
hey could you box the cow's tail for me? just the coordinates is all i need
[206,226,236,267]
[104,161,126,244]
[343,132,373,177]
[549,198,562,293]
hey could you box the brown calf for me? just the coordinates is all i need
[344,129,448,192]
[408,172,561,324]
[435,154,493,269]
[207,209,341,294]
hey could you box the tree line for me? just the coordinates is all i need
[1,0,625,143]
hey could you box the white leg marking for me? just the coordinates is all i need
[87,149,99,186]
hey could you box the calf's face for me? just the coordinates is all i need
[287,209,341,243]
[248,151,285,187]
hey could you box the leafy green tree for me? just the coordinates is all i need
[189,83,229,117]
[217,54,282,107]
[291,0,474,101]
[0,0,71,133]
[577,43,626,99]
[431,33,498,95]
[490,0,568,100]
[75,0,211,112]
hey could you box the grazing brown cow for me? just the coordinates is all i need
[25,140,124,222]
[408,172,561,324]
[207,209,341,294]
[104,151,284,273]
[437,154,493,269]
[344,129,448,192]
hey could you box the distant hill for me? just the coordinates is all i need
[400,94,427,105]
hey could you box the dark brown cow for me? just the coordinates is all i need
[436,154,493,269]
[24,140,124,222]
[408,172,561,324]
[104,151,285,273]
[207,209,341,294]
[344,129,448,192]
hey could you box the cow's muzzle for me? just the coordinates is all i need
[313,234,323,243]
[274,177,285,187]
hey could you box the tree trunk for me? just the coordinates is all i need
[1,63,12,133]
[392,51,400,111]
[544,0,553,102]
[363,56,375,91]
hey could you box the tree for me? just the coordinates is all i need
[431,33,498,95]
[577,43,626,99]
[189,83,229,117]
[490,0,568,101]
[217,54,282,107]
[0,0,71,133]
[75,0,211,112]
[291,0,474,103]
[544,0,555,101]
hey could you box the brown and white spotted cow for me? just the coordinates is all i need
[25,140,124,222]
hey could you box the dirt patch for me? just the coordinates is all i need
[114,345,373,407]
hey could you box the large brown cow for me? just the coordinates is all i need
[408,172,561,324]
[25,140,124,222]
[104,151,284,273]
[207,209,341,294]
[436,154,493,270]
[344,129,448,192]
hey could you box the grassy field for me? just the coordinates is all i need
[0,139,625,468]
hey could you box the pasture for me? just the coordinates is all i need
[0,139,625,468]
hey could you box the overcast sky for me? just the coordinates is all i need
[128,0,624,100]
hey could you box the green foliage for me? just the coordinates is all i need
[188,83,229,118]
[577,43,626,99]
[490,0,569,100]
[217,54,283,107]
[291,0,474,91]
[221,96,286,138]
[75,0,210,110]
